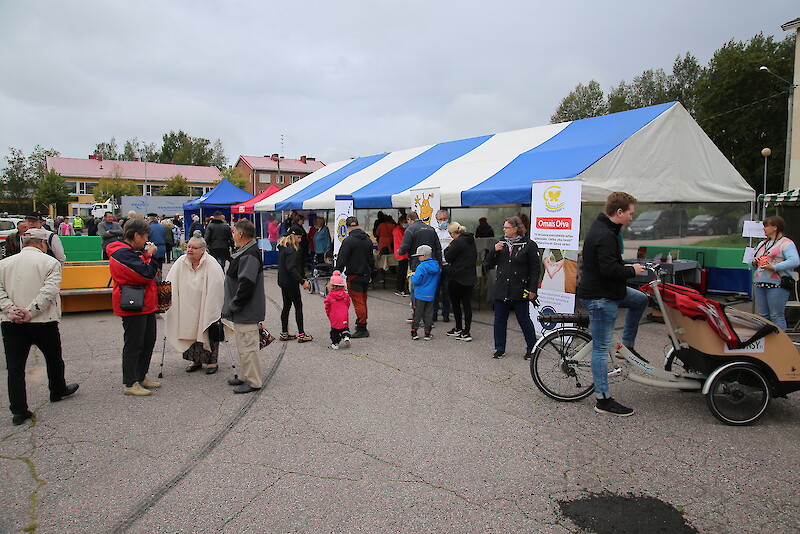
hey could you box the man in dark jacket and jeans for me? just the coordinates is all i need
[204,211,234,268]
[577,192,646,417]
[335,217,375,338]
[222,219,266,394]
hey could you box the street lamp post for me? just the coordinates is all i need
[760,66,796,191]
[761,147,771,219]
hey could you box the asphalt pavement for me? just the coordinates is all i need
[1,270,798,533]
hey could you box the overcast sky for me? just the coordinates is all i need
[0,1,795,169]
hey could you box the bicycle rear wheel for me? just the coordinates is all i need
[531,327,594,401]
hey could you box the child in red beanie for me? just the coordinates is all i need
[324,270,351,349]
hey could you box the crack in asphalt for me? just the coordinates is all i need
[110,292,286,534]
[0,455,46,533]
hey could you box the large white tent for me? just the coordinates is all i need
[255,102,754,212]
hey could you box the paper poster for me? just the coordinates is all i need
[333,195,353,259]
[742,221,766,238]
[742,247,756,265]
[410,187,441,226]
[531,179,582,250]
[532,289,577,337]
[539,248,579,294]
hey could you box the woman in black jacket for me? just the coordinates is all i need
[277,228,312,342]
[444,222,477,341]
[486,216,540,359]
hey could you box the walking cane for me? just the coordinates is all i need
[222,340,237,379]
[157,336,167,378]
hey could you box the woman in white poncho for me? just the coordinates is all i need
[165,236,226,374]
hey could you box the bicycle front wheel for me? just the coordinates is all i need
[531,327,594,401]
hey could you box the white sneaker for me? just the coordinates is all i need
[330,343,340,350]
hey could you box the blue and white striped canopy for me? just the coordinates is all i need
[256,102,753,211]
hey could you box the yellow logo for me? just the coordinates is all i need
[543,186,564,211]
[336,216,348,242]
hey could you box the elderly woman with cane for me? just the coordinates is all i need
[165,236,227,374]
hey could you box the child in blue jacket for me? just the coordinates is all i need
[410,245,441,340]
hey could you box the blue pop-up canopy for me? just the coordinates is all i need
[183,179,253,227]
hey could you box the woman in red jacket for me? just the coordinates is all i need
[392,214,409,296]
[108,218,162,396]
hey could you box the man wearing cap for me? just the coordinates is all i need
[25,212,66,265]
[335,216,375,338]
[204,211,234,268]
[3,220,29,258]
[0,228,79,425]
[397,211,442,318]
[147,213,167,262]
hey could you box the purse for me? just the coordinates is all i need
[780,275,794,291]
[119,285,144,312]
[207,319,225,343]
[259,322,275,349]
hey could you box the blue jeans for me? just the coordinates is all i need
[753,285,790,331]
[433,265,451,319]
[581,287,648,398]
[493,299,536,352]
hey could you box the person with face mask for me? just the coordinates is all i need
[433,209,453,323]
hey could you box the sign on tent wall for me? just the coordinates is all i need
[410,187,440,226]
[334,195,354,260]
[530,179,582,336]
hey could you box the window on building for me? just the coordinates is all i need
[276,174,285,184]
[144,184,164,196]
[66,181,77,194]
[259,173,271,183]
[190,187,205,196]
[291,175,300,184]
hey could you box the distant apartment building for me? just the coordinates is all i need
[235,155,325,195]
[47,156,222,216]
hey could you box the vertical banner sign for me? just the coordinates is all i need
[530,179,582,337]
[333,195,354,260]
[410,187,441,226]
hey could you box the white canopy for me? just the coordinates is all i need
[256,102,754,211]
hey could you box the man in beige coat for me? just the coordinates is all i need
[0,228,78,426]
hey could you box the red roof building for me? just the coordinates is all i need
[47,156,222,215]
[235,154,325,195]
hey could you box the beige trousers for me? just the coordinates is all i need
[234,322,262,389]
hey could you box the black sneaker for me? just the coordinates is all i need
[411,330,420,340]
[493,350,505,359]
[442,315,450,323]
[523,349,533,361]
[446,328,461,337]
[458,332,472,342]
[594,398,634,417]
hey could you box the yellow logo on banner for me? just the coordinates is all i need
[544,186,564,211]
[414,192,435,224]
[337,216,348,242]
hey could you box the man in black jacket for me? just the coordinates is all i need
[335,217,375,338]
[577,192,646,417]
[205,211,234,268]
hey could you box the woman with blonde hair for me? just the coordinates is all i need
[278,228,312,342]
[444,221,477,341]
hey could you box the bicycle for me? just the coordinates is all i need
[530,264,800,425]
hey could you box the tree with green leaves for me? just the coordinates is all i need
[28,145,61,185]
[216,167,249,191]
[695,33,794,193]
[94,165,139,204]
[94,137,120,160]
[1,148,33,212]
[35,168,72,215]
[550,80,607,123]
[122,137,158,162]
[159,174,191,196]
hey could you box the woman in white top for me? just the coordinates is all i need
[165,236,226,374]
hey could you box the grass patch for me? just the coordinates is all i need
[688,234,752,248]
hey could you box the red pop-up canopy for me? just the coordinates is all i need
[231,185,281,214]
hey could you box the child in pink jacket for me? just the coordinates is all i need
[324,270,351,349]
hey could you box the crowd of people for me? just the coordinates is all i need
[3,195,798,426]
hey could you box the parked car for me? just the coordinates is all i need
[687,214,736,236]
[0,217,24,258]
[627,209,688,240]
